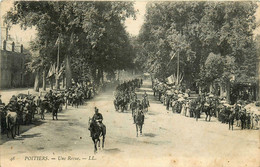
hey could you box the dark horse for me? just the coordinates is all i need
[88,118,106,153]
[203,103,212,122]
[114,98,120,111]
[141,98,149,113]
[134,110,144,137]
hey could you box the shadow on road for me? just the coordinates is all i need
[143,133,156,138]
[103,148,122,154]
[0,119,45,145]
[21,133,41,138]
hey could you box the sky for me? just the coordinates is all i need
[0,1,260,48]
[125,1,147,36]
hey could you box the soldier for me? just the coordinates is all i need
[40,97,48,120]
[36,96,42,114]
[166,94,171,110]
[52,96,60,120]
[133,100,142,124]
[92,107,103,126]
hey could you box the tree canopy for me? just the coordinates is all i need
[5,1,136,88]
[136,1,258,89]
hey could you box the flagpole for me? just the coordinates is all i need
[55,35,60,90]
[177,51,179,86]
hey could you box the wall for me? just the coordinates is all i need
[0,50,33,89]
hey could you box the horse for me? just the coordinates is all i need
[6,109,19,139]
[228,111,235,130]
[0,104,7,134]
[194,104,201,121]
[121,96,128,112]
[203,103,212,122]
[113,98,120,111]
[134,110,144,137]
[72,93,79,108]
[141,98,149,113]
[88,118,106,153]
[130,101,138,117]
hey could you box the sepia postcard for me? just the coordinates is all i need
[0,0,259,167]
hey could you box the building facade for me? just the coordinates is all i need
[0,41,33,89]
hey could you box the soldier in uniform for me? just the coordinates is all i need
[89,107,104,137]
[92,107,103,126]
[36,96,42,114]
[133,100,143,124]
[52,95,60,120]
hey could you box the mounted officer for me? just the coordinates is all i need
[92,107,104,129]
[89,107,105,137]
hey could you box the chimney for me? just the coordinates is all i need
[12,42,15,52]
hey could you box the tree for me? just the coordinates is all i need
[136,1,257,95]
[5,1,136,89]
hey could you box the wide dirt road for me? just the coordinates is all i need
[0,80,259,167]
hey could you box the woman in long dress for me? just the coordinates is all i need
[181,101,186,116]
[185,100,190,117]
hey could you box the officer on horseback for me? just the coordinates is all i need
[89,107,105,137]
[92,107,103,125]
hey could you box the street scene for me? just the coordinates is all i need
[0,1,260,167]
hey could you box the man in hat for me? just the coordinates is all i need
[89,107,104,136]
[92,107,104,128]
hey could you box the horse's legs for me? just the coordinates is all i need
[102,136,105,148]
[98,139,100,148]
[11,126,14,139]
[93,139,97,153]
[140,124,143,136]
[17,124,20,136]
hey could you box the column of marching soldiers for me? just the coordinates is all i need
[152,80,259,130]
[0,83,108,138]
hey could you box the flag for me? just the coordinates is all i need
[167,75,174,84]
[47,63,56,78]
[57,63,65,78]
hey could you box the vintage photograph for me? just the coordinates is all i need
[0,0,259,167]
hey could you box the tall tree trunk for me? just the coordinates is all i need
[226,81,231,104]
[62,74,65,88]
[101,69,104,84]
[97,68,102,86]
[42,70,46,91]
[65,54,72,89]
[220,83,224,97]
[209,83,214,94]
[34,70,40,92]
